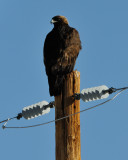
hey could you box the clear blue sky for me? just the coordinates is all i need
[0,0,128,160]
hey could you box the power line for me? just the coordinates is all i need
[2,88,126,129]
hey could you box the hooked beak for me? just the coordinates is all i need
[50,19,57,24]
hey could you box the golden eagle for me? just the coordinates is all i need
[43,15,81,96]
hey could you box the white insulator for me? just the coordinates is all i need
[22,101,50,120]
[80,85,109,102]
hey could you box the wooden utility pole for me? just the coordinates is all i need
[55,70,81,160]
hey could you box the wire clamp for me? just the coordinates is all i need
[2,118,10,129]
[72,93,81,100]
[49,101,55,108]
[17,113,22,120]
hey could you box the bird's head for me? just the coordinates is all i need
[50,15,69,26]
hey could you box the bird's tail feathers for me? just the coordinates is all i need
[48,75,65,96]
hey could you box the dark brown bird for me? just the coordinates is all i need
[43,15,82,96]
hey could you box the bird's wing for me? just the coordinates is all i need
[43,31,59,75]
[51,29,81,75]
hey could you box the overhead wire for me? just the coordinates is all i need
[2,88,126,129]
